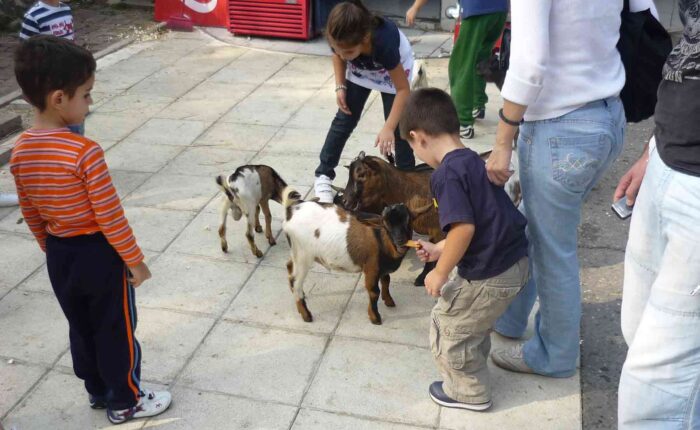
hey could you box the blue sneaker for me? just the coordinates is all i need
[89,394,107,409]
[428,381,492,411]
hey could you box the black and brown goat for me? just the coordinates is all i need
[216,165,290,258]
[282,189,425,325]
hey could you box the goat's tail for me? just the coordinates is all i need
[282,187,302,209]
[216,174,234,201]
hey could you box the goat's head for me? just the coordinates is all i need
[342,151,388,211]
[215,174,243,220]
[381,204,413,250]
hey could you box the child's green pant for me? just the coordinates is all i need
[448,12,507,126]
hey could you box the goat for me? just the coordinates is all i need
[215,165,290,258]
[339,152,443,287]
[283,190,426,325]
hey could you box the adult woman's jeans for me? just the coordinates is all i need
[315,80,415,180]
[494,96,625,377]
[618,146,700,429]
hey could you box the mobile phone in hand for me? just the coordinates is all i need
[612,197,633,219]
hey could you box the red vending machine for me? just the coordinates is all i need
[228,0,312,40]
[155,0,230,27]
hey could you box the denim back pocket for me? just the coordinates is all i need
[549,134,608,193]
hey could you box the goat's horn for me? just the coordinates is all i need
[331,185,344,193]
[358,151,366,160]
[412,202,434,216]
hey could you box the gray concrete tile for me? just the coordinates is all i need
[105,140,183,173]
[0,290,68,366]
[179,321,327,404]
[139,252,255,316]
[2,371,146,430]
[249,150,350,189]
[95,94,175,118]
[260,127,329,155]
[110,170,153,199]
[225,265,358,335]
[142,386,297,429]
[127,67,210,99]
[127,118,208,147]
[0,232,45,296]
[439,366,581,430]
[292,409,425,430]
[123,173,218,212]
[194,121,279,150]
[220,86,315,127]
[160,147,258,178]
[123,206,197,253]
[303,337,440,427]
[208,50,291,86]
[0,360,46,418]
[83,112,149,142]
[335,265,435,348]
[168,208,282,265]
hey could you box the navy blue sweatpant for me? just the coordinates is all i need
[46,233,141,410]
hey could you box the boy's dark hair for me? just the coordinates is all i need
[14,35,96,111]
[326,0,380,46]
[400,88,460,140]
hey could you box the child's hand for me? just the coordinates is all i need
[424,269,447,297]
[416,239,441,262]
[128,262,152,288]
[375,127,395,157]
[336,89,351,115]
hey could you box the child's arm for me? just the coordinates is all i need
[416,239,445,262]
[406,0,428,26]
[332,54,351,115]
[375,64,410,156]
[19,14,40,40]
[14,181,48,251]
[77,142,144,268]
[424,223,475,297]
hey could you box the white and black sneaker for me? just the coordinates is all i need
[314,175,334,204]
[107,389,172,425]
[429,381,492,411]
[460,125,475,140]
[472,106,485,120]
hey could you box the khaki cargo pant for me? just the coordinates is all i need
[430,257,529,404]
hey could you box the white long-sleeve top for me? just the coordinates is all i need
[502,0,658,121]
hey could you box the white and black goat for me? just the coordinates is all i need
[216,165,290,258]
[282,190,429,325]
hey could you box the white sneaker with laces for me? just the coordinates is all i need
[314,175,334,203]
[107,389,172,425]
[460,125,475,139]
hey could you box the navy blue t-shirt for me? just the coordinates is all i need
[459,0,508,19]
[348,17,400,72]
[431,148,528,280]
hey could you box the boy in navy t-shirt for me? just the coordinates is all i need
[400,88,529,411]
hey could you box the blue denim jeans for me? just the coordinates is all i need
[618,145,700,429]
[494,96,625,377]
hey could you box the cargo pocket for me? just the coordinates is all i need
[438,327,470,370]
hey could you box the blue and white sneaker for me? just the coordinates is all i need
[429,381,492,411]
[107,389,172,424]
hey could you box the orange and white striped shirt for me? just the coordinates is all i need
[10,128,143,266]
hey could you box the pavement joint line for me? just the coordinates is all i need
[0,241,46,303]
[299,404,438,430]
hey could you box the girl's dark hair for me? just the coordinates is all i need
[326,0,380,46]
[14,35,96,111]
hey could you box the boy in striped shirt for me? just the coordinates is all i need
[11,36,172,425]
[20,0,75,41]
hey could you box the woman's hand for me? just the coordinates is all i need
[375,127,395,157]
[336,89,351,115]
[406,5,419,26]
[486,146,514,186]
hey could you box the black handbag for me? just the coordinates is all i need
[617,0,673,123]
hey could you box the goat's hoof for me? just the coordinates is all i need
[255,225,263,233]
[370,315,383,325]
[384,299,396,308]
[254,249,264,258]
[221,244,228,253]
[268,237,277,246]
[301,313,313,323]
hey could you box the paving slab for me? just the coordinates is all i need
[193,121,280,150]
[84,112,150,142]
[0,232,45,297]
[122,206,197,253]
[126,118,209,147]
[142,386,298,429]
[178,321,327,405]
[0,360,46,418]
[96,94,175,119]
[225,265,358,335]
[220,85,316,127]
[208,50,292,86]
[0,290,68,366]
[292,409,427,430]
[303,336,440,427]
[123,173,220,212]
[139,252,255,315]
[105,140,184,173]
[161,146,258,178]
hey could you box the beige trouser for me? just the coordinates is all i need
[430,257,529,404]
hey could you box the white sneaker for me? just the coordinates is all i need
[107,389,172,425]
[460,125,475,139]
[314,175,334,203]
